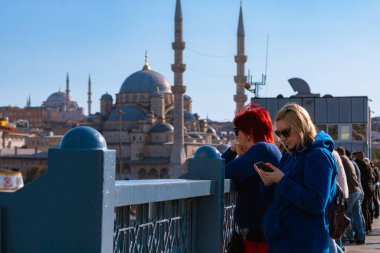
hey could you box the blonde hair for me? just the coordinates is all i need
[275,103,317,150]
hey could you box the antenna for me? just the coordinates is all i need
[244,34,269,98]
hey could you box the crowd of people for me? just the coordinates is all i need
[223,102,380,253]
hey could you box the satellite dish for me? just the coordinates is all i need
[288,78,311,94]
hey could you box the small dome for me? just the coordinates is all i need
[184,95,192,101]
[101,93,113,101]
[108,106,147,121]
[150,122,174,133]
[166,110,196,122]
[207,127,217,135]
[184,111,195,121]
[119,69,172,94]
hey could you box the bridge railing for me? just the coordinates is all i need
[0,126,236,253]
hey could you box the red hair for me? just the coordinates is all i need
[233,103,274,143]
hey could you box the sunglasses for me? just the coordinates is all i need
[234,127,239,136]
[275,127,292,138]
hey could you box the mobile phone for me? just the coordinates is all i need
[255,162,274,172]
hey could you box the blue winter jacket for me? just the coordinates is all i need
[222,142,282,229]
[264,131,337,253]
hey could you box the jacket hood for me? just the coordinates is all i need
[310,130,334,152]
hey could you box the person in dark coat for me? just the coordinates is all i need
[353,151,375,233]
[336,147,365,244]
[254,103,337,253]
[222,103,282,253]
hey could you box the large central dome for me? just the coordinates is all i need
[119,68,172,94]
[42,89,79,111]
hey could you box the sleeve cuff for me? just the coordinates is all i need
[221,147,237,162]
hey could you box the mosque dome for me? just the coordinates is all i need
[46,90,67,102]
[119,67,172,94]
[184,111,196,121]
[166,109,196,122]
[150,122,174,133]
[101,93,113,101]
[42,89,79,111]
[107,106,147,121]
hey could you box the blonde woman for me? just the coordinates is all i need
[254,103,337,253]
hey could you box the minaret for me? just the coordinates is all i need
[66,72,70,112]
[234,3,248,113]
[26,95,31,108]
[170,0,186,172]
[87,75,92,115]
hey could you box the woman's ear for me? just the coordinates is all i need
[246,133,254,142]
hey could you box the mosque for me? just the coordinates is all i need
[42,74,85,124]
[91,57,226,179]
[86,0,249,180]
[37,0,249,180]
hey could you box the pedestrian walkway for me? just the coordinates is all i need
[344,216,380,253]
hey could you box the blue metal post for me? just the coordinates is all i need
[0,126,115,253]
[182,145,224,253]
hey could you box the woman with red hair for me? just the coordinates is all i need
[222,103,282,253]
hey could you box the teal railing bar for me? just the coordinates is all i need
[115,179,214,206]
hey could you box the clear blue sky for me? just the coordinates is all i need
[1,0,379,121]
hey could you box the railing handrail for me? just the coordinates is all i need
[115,179,215,206]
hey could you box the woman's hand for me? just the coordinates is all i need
[230,143,248,157]
[253,163,284,186]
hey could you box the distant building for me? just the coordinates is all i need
[252,78,371,156]
[372,116,380,132]
[0,127,28,149]
[0,106,45,129]
[0,122,51,183]
[25,134,62,152]
[0,148,48,183]
[0,74,86,135]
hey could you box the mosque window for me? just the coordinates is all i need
[352,124,366,141]
[148,168,158,178]
[160,168,168,178]
[138,168,146,179]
